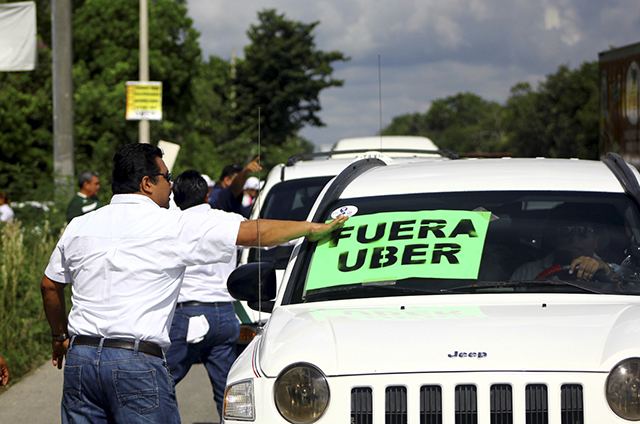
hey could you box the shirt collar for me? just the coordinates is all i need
[110,193,161,207]
[183,203,212,214]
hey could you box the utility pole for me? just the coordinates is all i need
[139,0,149,143]
[52,0,75,194]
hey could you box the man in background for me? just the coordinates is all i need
[208,157,261,215]
[66,169,102,222]
[167,169,242,418]
[0,192,14,223]
[241,176,263,218]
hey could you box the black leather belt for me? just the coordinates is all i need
[177,301,232,308]
[73,336,163,358]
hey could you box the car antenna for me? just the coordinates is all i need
[378,54,383,150]
[257,106,263,328]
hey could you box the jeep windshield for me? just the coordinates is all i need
[291,191,640,303]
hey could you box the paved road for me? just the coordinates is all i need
[0,361,220,424]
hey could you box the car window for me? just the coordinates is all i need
[259,176,333,221]
[290,191,640,302]
[246,176,334,269]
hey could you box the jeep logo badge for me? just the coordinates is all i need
[448,351,487,358]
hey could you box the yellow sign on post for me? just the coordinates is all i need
[125,81,162,120]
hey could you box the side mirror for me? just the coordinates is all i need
[227,262,277,313]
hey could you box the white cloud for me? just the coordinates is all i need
[185,0,640,147]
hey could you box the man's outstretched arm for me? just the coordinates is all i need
[237,216,348,247]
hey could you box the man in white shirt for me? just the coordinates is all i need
[40,143,347,424]
[0,192,13,223]
[166,170,242,418]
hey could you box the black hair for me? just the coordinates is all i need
[172,170,208,210]
[218,164,242,182]
[78,169,99,189]
[112,144,163,195]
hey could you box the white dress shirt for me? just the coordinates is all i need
[44,194,242,350]
[178,204,245,303]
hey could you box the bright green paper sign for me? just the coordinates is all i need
[306,210,491,291]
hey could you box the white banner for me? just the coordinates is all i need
[0,1,37,72]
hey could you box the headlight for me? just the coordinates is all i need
[274,363,330,423]
[606,358,640,420]
[224,380,254,421]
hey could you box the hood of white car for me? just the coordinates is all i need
[255,294,640,377]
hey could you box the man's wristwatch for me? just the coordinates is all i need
[52,333,69,342]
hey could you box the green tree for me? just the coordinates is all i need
[233,9,349,167]
[0,0,205,203]
[382,92,507,154]
[72,0,203,200]
[505,62,599,159]
[0,0,55,201]
[173,55,234,178]
[382,113,431,138]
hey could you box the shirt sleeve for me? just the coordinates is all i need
[176,210,243,267]
[44,238,71,284]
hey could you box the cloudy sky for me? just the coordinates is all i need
[185,0,640,150]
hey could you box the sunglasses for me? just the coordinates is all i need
[557,225,595,238]
[154,172,172,183]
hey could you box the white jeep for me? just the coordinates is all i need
[223,153,640,423]
[234,137,450,349]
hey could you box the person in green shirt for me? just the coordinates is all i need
[66,170,102,222]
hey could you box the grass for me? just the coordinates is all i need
[0,211,66,392]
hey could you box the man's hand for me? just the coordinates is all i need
[52,339,69,370]
[243,156,262,174]
[306,215,349,242]
[231,156,263,197]
[569,256,609,280]
[0,354,9,386]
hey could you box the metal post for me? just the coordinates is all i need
[139,0,149,143]
[52,0,75,194]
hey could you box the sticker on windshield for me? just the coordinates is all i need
[306,210,491,291]
[331,205,358,218]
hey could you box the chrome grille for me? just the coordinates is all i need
[490,384,512,424]
[560,384,584,424]
[455,385,477,424]
[420,385,443,424]
[386,386,408,424]
[351,383,583,424]
[525,384,548,424]
[351,387,373,424]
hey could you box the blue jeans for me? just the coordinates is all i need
[165,302,239,417]
[62,338,181,424]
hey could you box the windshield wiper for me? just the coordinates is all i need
[305,283,442,301]
[442,280,606,294]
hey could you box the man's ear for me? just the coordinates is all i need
[139,175,154,195]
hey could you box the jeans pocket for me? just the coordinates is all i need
[62,365,84,410]
[114,369,160,414]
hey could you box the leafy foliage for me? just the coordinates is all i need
[505,62,599,158]
[232,9,349,167]
[382,62,600,159]
[71,0,202,200]
[0,220,64,387]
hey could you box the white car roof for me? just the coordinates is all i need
[277,158,358,181]
[331,136,440,158]
[338,157,629,199]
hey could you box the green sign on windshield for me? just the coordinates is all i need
[306,210,491,291]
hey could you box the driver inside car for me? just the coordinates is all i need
[510,203,619,282]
